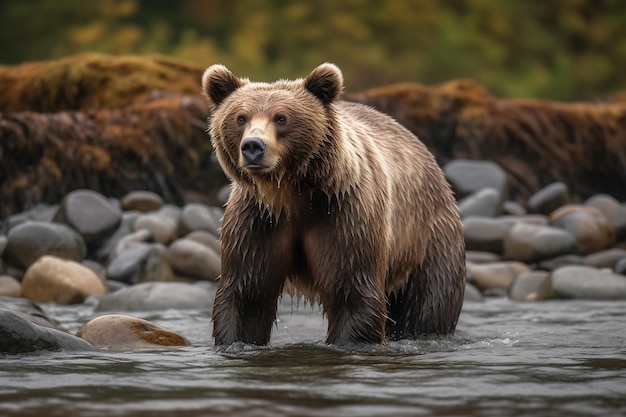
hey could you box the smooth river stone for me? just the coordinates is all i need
[95,281,214,312]
[54,189,121,246]
[75,314,190,351]
[22,255,108,304]
[550,265,626,300]
[549,205,615,255]
[0,309,96,354]
[120,190,164,213]
[5,221,86,269]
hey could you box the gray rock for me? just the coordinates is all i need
[463,216,512,254]
[106,242,172,285]
[185,230,221,255]
[509,271,552,301]
[463,283,483,302]
[615,258,626,275]
[550,205,614,255]
[133,213,177,245]
[165,238,221,280]
[120,190,164,213]
[5,221,86,269]
[503,222,577,263]
[443,159,509,200]
[583,248,626,270]
[550,265,626,300]
[0,295,64,330]
[458,188,503,218]
[178,203,223,237]
[0,204,58,235]
[54,189,122,247]
[0,309,96,354]
[95,281,214,312]
[502,201,526,216]
[527,182,570,215]
[466,251,501,264]
[537,254,583,271]
[585,194,626,241]
[96,211,143,262]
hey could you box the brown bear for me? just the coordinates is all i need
[201,63,465,347]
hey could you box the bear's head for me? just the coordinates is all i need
[201,63,344,190]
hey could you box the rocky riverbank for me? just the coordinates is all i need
[1,159,625,354]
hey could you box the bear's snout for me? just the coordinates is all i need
[241,137,266,166]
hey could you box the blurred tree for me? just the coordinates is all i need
[0,0,624,100]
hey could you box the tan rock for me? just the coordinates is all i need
[22,255,108,304]
[76,314,190,351]
[0,275,21,297]
[467,261,531,291]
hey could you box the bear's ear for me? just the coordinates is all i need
[201,64,244,107]
[304,63,343,106]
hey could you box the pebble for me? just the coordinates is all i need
[185,230,222,255]
[458,188,503,218]
[95,281,214,312]
[537,254,583,271]
[509,271,552,301]
[165,238,221,280]
[527,182,570,215]
[463,283,483,302]
[463,217,512,254]
[549,205,614,255]
[503,222,577,263]
[177,203,222,238]
[75,314,190,351]
[0,275,21,297]
[550,265,626,300]
[466,261,531,291]
[106,242,173,284]
[22,255,108,304]
[53,189,122,247]
[466,251,501,264]
[133,213,178,245]
[120,190,165,213]
[443,159,509,200]
[5,221,87,270]
[582,248,626,270]
[585,194,626,241]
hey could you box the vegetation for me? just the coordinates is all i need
[1,0,625,100]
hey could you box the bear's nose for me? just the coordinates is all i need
[241,137,266,164]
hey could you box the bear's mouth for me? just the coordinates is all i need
[243,163,273,175]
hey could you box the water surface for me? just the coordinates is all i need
[1,298,625,417]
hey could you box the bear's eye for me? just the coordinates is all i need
[236,115,247,126]
[273,114,287,125]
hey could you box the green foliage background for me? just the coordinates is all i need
[1,0,625,100]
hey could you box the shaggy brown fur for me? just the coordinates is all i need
[202,63,466,346]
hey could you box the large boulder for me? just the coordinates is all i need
[0,309,96,354]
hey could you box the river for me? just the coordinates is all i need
[1,297,625,417]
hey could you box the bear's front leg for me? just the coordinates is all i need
[212,202,293,347]
[305,225,388,345]
[323,280,387,345]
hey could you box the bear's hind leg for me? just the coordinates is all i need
[385,254,465,340]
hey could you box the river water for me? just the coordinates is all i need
[1,297,625,417]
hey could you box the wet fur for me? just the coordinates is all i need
[202,63,466,346]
